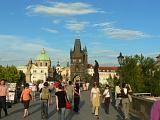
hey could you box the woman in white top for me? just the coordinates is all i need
[103,84,110,114]
[90,82,100,119]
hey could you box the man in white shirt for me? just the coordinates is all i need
[115,82,121,109]
[103,84,110,114]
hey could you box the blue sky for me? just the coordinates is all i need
[0,0,160,66]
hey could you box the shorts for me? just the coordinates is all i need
[23,100,30,109]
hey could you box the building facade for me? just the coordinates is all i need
[88,64,118,84]
[17,48,53,83]
[70,38,88,81]
[55,61,70,82]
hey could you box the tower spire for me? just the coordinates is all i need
[74,38,81,52]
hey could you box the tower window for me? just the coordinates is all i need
[73,59,76,63]
[46,63,47,66]
[40,62,42,66]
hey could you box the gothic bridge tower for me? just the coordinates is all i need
[70,38,88,81]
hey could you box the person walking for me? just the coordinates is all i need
[103,84,110,114]
[66,81,74,103]
[20,83,32,118]
[121,83,130,120]
[90,82,100,119]
[55,84,67,120]
[31,84,37,102]
[115,82,121,110]
[39,82,51,119]
[0,79,9,119]
[73,83,80,113]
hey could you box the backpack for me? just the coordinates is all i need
[121,88,128,98]
[41,87,49,100]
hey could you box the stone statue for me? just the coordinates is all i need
[93,60,99,86]
[94,60,99,73]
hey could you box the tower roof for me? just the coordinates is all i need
[35,48,50,61]
[74,38,81,52]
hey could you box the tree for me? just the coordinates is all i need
[120,55,143,92]
[118,54,159,95]
[84,73,92,84]
[0,65,26,84]
[18,70,26,85]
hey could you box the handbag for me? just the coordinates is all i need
[66,101,72,109]
[65,94,72,109]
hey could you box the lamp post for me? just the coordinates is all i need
[117,52,124,88]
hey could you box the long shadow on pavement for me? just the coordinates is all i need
[8,102,40,116]
[48,108,57,119]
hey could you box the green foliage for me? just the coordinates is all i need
[0,65,26,84]
[18,70,26,85]
[118,54,160,96]
[99,83,106,94]
[84,73,92,84]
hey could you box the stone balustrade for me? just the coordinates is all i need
[130,94,160,120]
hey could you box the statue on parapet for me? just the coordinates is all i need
[93,60,99,86]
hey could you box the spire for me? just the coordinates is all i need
[74,38,81,52]
[57,61,60,67]
[41,48,46,54]
[84,45,87,52]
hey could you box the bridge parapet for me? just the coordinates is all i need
[130,93,160,120]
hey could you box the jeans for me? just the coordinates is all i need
[104,97,110,114]
[41,100,48,118]
[0,96,8,118]
[73,96,80,112]
[122,98,129,119]
[58,107,66,120]
[115,97,121,108]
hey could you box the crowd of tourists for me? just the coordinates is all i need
[0,78,135,120]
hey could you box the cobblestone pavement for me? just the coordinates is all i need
[0,91,140,120]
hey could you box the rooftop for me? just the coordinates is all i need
[35,48,50,61]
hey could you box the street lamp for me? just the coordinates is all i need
[117,52,124,88]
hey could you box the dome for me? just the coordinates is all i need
[35,48,50,61]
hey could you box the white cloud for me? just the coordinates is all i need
[93,22,113,28]
[88,49,119,66]
[0,34,62,66]
[65,20,89,32]
[104,28,147,40]
[42,27,59,33]
[26,2,102,16]
[94,22,150,40]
